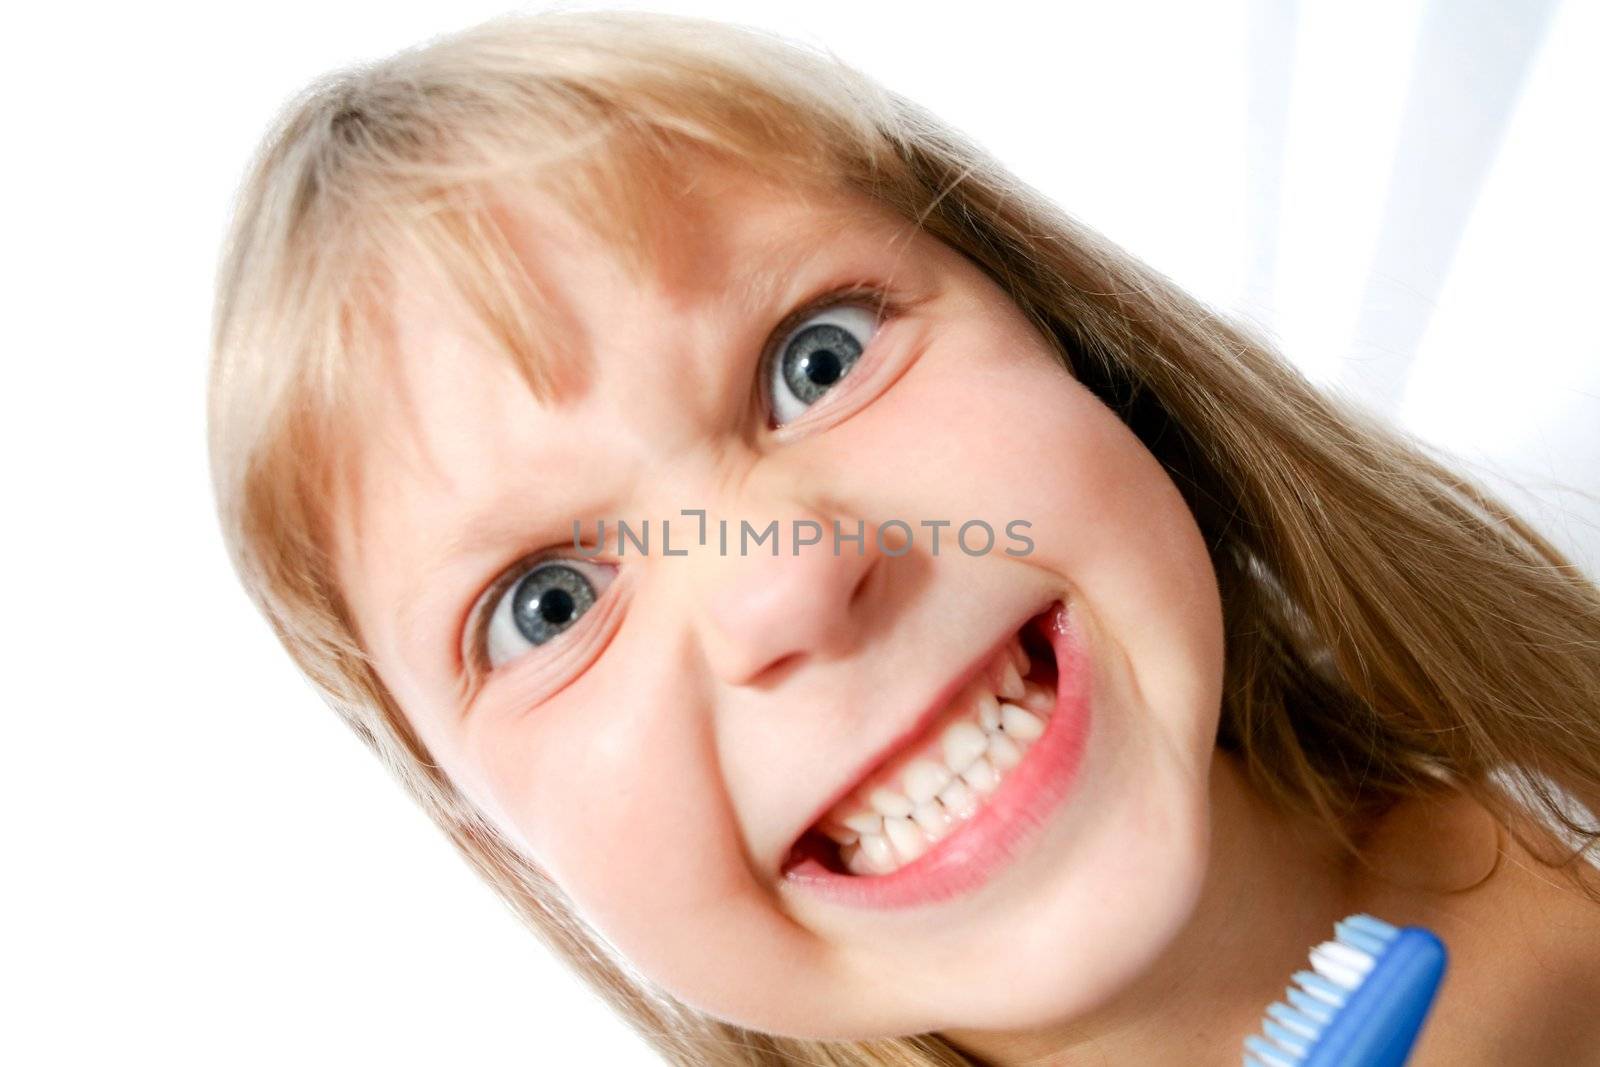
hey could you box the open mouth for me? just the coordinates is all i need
[780,603,1069,884]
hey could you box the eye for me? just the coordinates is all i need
[480,558,616,670]
[765,303,880,425]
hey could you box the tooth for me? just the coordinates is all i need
[961,756,1001,794]
[988,732,1025,772]
[1021,680,1054,714]
[1009,639,1030,673]
[997,659,1025,701]
[883,815,929,863]
[846,841,883,877]
[858,831,897,874]
[842,811,883,836]
[911,799,954,839]
[820,817,861,845]
[868,787,915,818]
[938,778,980,818]
[999,703,1045,742]
[941,721,989,773]
[902,758,954,804]
[975,690,1001,732]
[841,839,865,873]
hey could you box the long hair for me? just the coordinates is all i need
[206,11,1600,1064]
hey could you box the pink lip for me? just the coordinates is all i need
[781,600,1091,909]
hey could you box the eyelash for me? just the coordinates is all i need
[758,280,906,426]
[462,278,908,683]
[463,547,588,681]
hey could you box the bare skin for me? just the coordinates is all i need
[1356,791,1600,1066]
[946,764,1600,1065]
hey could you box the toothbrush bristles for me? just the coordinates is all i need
[1242,914,1400,1066]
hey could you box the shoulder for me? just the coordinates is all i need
[1355,787,1600,1064]
[1355,788,1503,894]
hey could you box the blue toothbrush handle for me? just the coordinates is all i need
[1302,928,1448,1067]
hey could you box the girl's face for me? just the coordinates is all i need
[334,155,1226,1038]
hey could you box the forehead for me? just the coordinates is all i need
[377,152,910,399]
[348,153,913,478]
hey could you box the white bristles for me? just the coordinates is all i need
[1243,914,1400,1063]
[1309,945,1367,990]
[1314,939,1376,975]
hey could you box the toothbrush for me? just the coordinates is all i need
[1244,914,1448,1067]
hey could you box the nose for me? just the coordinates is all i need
[697,510,886,687]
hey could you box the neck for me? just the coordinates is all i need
[944,750,1358,1065]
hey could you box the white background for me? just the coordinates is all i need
[5,1,1596,1063]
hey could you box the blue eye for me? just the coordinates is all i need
[767,304,879,425]
[482,558,614,669]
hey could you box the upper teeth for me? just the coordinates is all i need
[819,635,1054,876]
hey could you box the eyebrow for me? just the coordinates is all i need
[392,509,548,671]
[728,202,916,317]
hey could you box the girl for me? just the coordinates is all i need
[207,10,1600,1064]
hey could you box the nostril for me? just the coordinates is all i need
[747,649,806,691]
[847,547,881,609]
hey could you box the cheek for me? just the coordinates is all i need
[1019,380,1225,756]
[458,660,834,1027]
[849,328,1223,748]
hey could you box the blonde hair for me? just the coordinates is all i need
[207,10,1600,1064]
